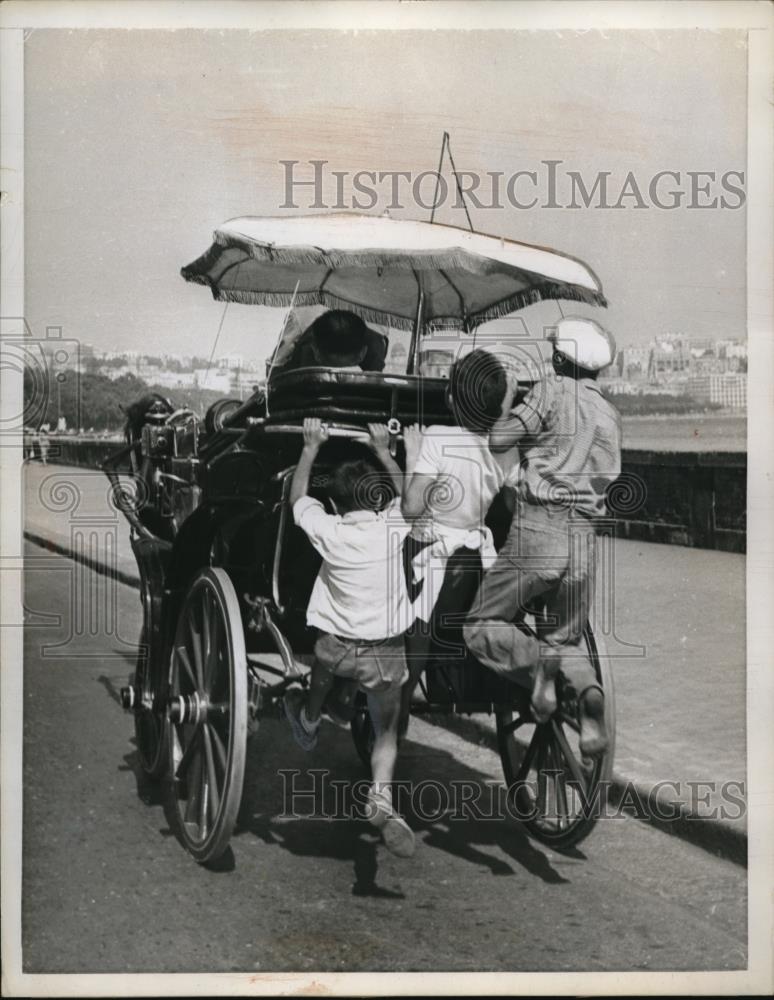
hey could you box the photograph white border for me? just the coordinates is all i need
[1,2,772,996]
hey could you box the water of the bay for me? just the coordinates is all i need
[621,413,746,452]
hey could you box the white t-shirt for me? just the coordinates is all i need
[410,425,509,534]
[293,495,414,640]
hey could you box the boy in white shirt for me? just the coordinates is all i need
[400,348,514,731]
[284,418,416,857]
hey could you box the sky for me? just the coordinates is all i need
[24,28,747,364]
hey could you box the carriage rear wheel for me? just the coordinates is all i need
[167,567,248,864]
[496,624,616,851]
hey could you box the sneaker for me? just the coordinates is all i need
[365,786,416,858]
[283,689,319,751]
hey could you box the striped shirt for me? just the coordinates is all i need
[491,374,622,520]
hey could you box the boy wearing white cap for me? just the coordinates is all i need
[463,316,621,759]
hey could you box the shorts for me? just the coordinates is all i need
[313,631,409,693]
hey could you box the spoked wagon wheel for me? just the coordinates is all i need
[133,604,167,778]
[167,567,248,864]
[129,540,171,780]
[496,624,615,851]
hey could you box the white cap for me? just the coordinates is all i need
[549,317,616,372]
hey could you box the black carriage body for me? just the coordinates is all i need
[110,365,615,860]
[176,368,521,671]
[171,369,456,656]
[114,367,522,693]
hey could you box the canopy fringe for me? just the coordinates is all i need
[197,283,606,331]
[179,233,607,331]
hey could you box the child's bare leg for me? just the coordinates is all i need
[368,685,402,791]
[366,685,415,857]
[530,645,562,723]
[577,685,608,760]
[555,649,609,760]
[305,663,335,723]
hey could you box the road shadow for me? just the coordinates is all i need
[237,717,570,891]
[97,673,125,708]
[118,742,166,808]
[119,741,239,869]
[111,703,574,890]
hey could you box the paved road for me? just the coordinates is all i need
[21,543,746,974]
[23,462,748,829]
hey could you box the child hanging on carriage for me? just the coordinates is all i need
[398,348,518,734]
[283,418,417,858]
[463,317,622,759]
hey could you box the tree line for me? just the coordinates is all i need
[23,367,231,432]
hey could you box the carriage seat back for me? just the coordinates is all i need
[265,368,453,427]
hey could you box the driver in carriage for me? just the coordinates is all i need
[277,308,388,373]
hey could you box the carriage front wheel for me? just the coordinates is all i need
[132,597,167,779]
[167,567,248,864]
[496,623,616,851]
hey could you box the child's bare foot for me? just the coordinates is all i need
[578,687,608,760]
[530,649,561,723]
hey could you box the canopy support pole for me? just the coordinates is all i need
[265,280,300,416]
[429,131,475,234]
[407,285,425,376]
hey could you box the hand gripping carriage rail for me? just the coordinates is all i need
[104,215,616,864]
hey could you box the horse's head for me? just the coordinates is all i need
[122,392,174,445]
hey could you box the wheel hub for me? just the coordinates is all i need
[167,691,208,725]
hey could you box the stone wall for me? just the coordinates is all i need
[608,450,745,553]
[34,436,746,553]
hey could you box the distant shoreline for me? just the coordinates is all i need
[621,412,746,453]
[622,410,745,423]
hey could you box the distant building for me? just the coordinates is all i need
[98,364,134,380]
[230,370,261,398]
[717,340,747,360]
[597,377,639,395]
[151,370,194,389]
[649,341,690,380]
[136,362,163,381]
[193,369,232,393]
[686,374,746,410]
[620,345,651,382]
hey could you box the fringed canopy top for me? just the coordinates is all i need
[181,214,606,331]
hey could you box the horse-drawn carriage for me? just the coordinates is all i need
[106,215,615,864]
